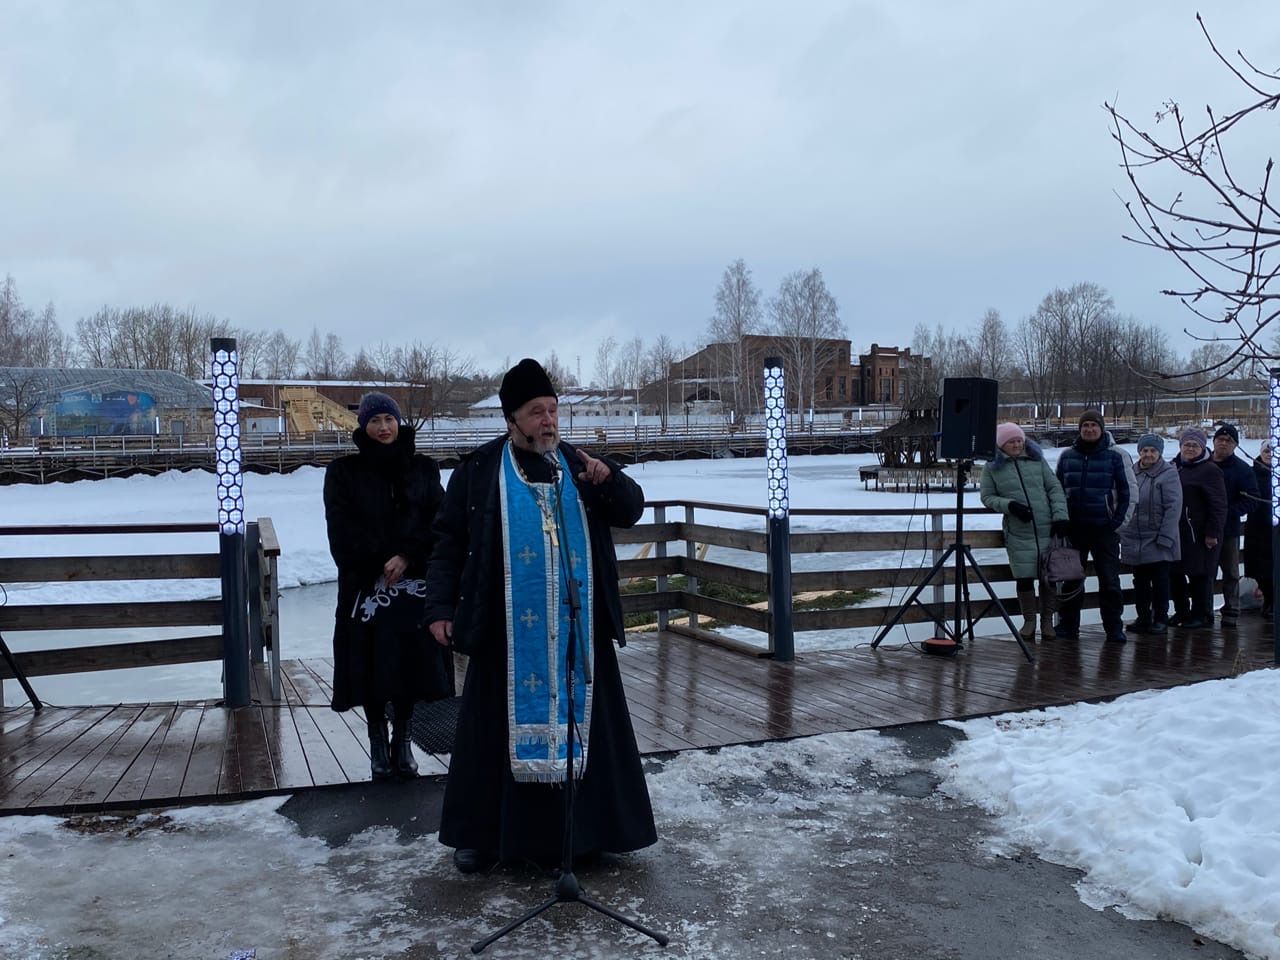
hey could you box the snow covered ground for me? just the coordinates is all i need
[939,669,1280,960]
[0,674,1276,958]
[2,448,1278,958]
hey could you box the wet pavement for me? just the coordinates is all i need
[268,723,1247,960]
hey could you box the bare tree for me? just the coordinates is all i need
[593,336,617,393]
[646,335,679,426]
[346,348,384,381]
[301,328,347,379]
[0,369,45,440]
[2,276,75,367]
[541,350,576,390]
[769,268,845,415]
[709,259,764,417]
[72,303,232,377]
[428,345,477,419]
[965,308,1013,380]
[1107,15,1279,386]
[263,330,301,379]
[617,336,645,396]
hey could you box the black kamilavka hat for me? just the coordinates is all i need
[499,358,556,416]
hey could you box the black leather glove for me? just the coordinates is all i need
[1008,501,1033,522]
[1051,519,1072,538]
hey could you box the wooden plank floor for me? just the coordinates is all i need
[2,621,1275,816]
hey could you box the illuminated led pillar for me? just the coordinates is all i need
[763,357,794,661]
[212,337,251,707]
[1270,368,1280,663]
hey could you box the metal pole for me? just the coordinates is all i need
[212,337,251,707]
[764,358,794,662]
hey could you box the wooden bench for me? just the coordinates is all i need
[0,520,281,706]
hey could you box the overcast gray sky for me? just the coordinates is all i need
[2,1,1277,376]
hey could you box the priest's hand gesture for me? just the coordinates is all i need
[576,449,612,485]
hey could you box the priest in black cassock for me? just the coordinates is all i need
[424,358,657,873]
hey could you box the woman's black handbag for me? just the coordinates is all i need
[1041,535,1084,592]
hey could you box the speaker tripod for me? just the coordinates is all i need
[872,461,1034,663]
[0,630,42,710]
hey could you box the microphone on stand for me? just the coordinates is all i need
[541,448,562,481]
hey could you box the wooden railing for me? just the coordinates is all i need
[0,520,282,705]
[617,500,1136,657]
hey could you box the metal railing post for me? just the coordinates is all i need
[685,504,699,632]
[246,522,264,665]
[655,505,669,632]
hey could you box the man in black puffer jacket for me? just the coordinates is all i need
[1210,423,1258,627]
[1055,410,1132,642]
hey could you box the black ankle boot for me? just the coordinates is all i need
[368,715,392,780]
[391,721,418,778]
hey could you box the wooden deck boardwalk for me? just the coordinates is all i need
[2,623,1275,816]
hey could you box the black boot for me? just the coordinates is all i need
[367,714,392,780]
[391,719,418,778]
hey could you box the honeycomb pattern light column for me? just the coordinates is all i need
[763,357,793,661]
[211,337,250,707]
[1270,367,1280,663]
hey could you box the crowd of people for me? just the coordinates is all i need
[982,411,1274,642]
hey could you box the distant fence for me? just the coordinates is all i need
[616,500,1177,657]
[0,520,281,706]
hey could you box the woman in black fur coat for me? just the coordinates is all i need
[324,392,451,779]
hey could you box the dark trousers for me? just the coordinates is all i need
[1218,535,1241,619]
[1131,561,1171,625]
[1059,526,1123,633]
[1171,572,1213,621]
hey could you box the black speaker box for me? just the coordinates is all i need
[939,378,999,460]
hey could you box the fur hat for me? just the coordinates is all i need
[1136,433,1164,455]
[499,358,556,416]
[1213,423,1239,445]
[1179,426,1208,449]
[1078,409,1104,430]
[356,391,402,429]
[995,422,1025,449]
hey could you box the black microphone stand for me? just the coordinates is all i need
[471,452,668,954]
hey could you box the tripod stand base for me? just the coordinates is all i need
[470,868,669,954]
[921,637,961,656]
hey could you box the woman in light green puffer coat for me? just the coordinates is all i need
[979,423,1070,639]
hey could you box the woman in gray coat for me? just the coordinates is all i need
[1118,434,1182,635]
[980,423,1070,639]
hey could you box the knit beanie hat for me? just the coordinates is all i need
[1136,433,1164,455]
[356,391,402,429]
[1079,409,1104,430]
[1179,426,1208,449]
[500,358,556,416]
[1213,423,1239,444]
[995,422,1025,449]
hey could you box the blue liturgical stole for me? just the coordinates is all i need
[499,444,595,783]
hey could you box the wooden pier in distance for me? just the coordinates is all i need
[1,622,1274,817]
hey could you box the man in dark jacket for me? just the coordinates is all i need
[1210,423,1259,627]
[1055,410,1132,642]
[424,358,657,874]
